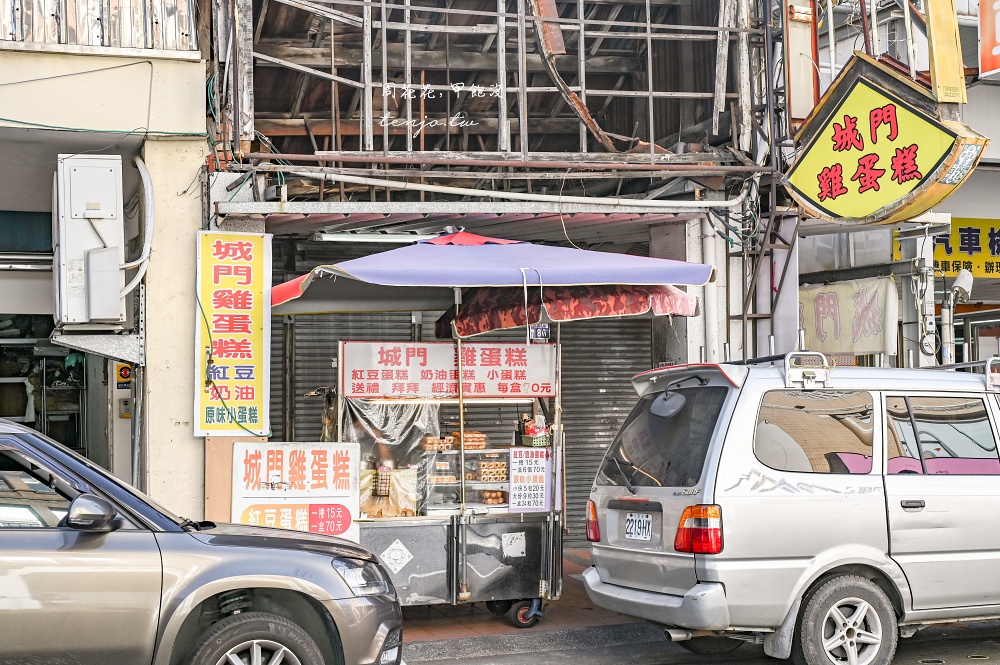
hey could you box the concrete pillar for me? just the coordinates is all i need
[650,219,721,366]
[142,137,208,519]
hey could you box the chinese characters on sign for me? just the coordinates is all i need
[194,232,271,436]
[340,342,558,399]
[905,218,1000,279]
[787,78,956,222]
[509,447,552,513]
[798,277,899,356]
[232,442,361,542]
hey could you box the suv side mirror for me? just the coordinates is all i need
[66,493,117,531]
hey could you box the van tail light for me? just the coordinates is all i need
[586,500,601,542]
[674,504,722,554]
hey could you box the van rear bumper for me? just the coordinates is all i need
[581,567,730,630]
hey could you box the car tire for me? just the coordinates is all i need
[792,575,897,665]
[185,611,326,665]
[675,636,744,655]
[509,600,539,628]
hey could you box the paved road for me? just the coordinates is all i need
[404,620,1000,665]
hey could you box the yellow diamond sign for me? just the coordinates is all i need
[785,54,987,225]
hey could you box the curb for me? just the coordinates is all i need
[402,621,665,663]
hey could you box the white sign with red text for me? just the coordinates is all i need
[509,447,553,513]
[340,341,557,399]
[232,441,360,542]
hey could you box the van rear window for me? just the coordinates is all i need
[597,385,727,488]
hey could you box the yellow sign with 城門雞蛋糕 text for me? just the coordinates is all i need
[786,77,957,223]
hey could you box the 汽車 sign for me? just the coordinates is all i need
[340,341,557,398]
[897,218,1000,279]
[785,53,986,225]
[232,441,361,542]
[194,232,271,436]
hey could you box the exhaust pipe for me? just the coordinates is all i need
[664,628,718,642]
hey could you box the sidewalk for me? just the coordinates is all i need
[401,549,666,663]
[402,549,634,643]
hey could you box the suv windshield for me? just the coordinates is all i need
[597,384,728,488]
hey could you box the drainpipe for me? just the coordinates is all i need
[701,216,719,362]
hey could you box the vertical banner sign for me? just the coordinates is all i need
[232,441,361,542]
[981,0,1000,80]
[195,232,271,436]
[509,447,552,513]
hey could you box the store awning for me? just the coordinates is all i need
[272,231,715,315]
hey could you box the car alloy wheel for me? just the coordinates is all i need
[215,639,304,665]
[186,612,325,665]
[820,596,882,665]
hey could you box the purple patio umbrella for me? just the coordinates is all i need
[272,231,714,314]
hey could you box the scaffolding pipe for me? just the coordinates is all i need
[244,152,769,172]
[285,169,756,209]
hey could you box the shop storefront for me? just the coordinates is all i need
[199,228,712,620]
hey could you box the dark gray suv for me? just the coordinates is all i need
[0,420,402,665]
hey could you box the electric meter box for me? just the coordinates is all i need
[53,155,127,327]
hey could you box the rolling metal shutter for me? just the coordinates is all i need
[559,320,652,548]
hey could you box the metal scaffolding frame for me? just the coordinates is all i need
[216,0,767,180]
[209,0,799,360]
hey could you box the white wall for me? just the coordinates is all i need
[0,51,204,135]
[936,169,1000,218]
[963,85,1000,163]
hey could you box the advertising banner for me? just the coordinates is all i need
[232,441,361,542]
[340,341,557,399]
[194,232,271,436]
[799,276,898,356]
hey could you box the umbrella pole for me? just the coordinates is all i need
[454,288,467,508]
[555,322,565,531]
[454,287,472,603]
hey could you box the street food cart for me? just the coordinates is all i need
[271,231,712,626]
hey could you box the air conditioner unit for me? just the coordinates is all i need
[52,155,127,328]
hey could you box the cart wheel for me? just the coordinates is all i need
[485,600,514,617]
[510,600,540,628]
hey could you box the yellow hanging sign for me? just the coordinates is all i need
[785,54,987,226]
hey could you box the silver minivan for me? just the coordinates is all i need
[583,352,1000,665]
